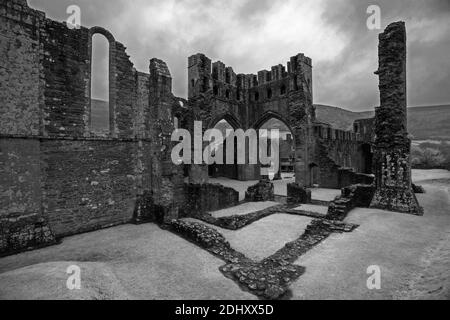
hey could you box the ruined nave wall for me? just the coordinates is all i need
[0,0,181,254]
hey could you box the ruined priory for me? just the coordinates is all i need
[0,0,422,256]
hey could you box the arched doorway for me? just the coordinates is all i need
[256,115,295,181]
[208,118,239,180]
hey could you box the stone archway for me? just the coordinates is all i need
[253,111,296,181]
[208,113,242,180]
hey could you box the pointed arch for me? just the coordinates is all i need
[252,111,295,140]
[208,112,243,130]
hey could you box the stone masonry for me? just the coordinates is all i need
[370,22,423,215]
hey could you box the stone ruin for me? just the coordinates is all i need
[369,22,423,215]
[0,0,422,256]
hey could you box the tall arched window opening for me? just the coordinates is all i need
[90,34,110,134]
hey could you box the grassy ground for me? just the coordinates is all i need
[0,224,255,300]
[290,173,450,300]
[184,214,313,261]
[0,170,448,300]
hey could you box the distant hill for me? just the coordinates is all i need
[315,104,450,141]
[314,104,373,131]
[90,99,109,133]
[407,105,450,140]
[91,99,450,141]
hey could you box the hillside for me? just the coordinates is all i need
[407,105,450,140]
[315,104,450,141]
[90,99,449,141]
[314,104,373,131]
[90,99,109,133]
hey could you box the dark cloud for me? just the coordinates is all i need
[28,0,450,111]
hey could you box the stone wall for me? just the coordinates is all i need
[0,0,183,254]
[182,183,240,216]
[41,140,139,237]
[0,1,45,137]
[185,52,316,187]
[184,52,374,189]
[327,184,375,220]
[338,169,374,189]
[309,123,373,188]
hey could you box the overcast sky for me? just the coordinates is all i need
[29,0,450,111]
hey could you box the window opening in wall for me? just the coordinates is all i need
[91,34,110,134]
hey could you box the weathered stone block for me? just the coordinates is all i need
[245,180,275,202]
[338,169,374,188]
[342,184,375,207]
[0,215,57,257]
[412,183,426,194]
[182,183,239,216]
[287,183,311,204]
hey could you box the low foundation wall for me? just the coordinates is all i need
[182,183,240,216]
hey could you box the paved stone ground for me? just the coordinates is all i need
[183,214,313,262]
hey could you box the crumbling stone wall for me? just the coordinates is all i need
[134,59,184,223]
[302,123,374,189]
[0,0,183,254]
[182,183,239,216]
[41,140,139,237]
[0,0,57,254]
[184,52,373,191]
[0,1,44,137]
[186,53,316,188]
[370,22,422,215]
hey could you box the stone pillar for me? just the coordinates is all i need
[138,58,183,223]
[286,54,313,202]
[370,22,423,215]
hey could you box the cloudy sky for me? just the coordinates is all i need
[29,0,450,111]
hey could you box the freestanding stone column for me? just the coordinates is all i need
[370,22,423,215]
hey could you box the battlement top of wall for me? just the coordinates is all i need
[188,52,312,88]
